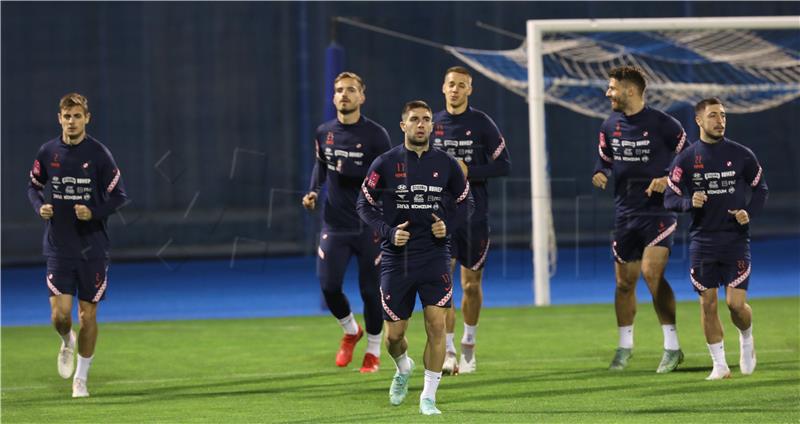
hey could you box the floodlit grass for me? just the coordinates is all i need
[2,297,798,422]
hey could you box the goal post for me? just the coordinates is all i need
[526,16,800,306]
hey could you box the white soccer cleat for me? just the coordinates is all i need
[705,365,732,381]
[72,378,89,398]
[58,330,77,379]
[458,353,476,374]
[739,342,757,375]
[442,352,459,376]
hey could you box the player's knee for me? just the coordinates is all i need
[385,331,405,345]
[51,310,70,327]
[78,307,97,325]
[641,267,663,285]
[462,278,482,297]
[615,277,636,293]
[726,298,746,313]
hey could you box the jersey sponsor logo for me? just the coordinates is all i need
[727,161,732,167]
[325,131,334,145]
[433,171,439,178]
[410,184,428,192]
[82,162,90,169]
[366,171,380,188]
[671,166,683,183]
[643,131,648,137]
[32,160,41,176]
[61,176,76,184]
[395,162,406,178]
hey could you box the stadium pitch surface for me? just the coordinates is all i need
[2,297,798,422]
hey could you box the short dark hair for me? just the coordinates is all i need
[445,66,471,79]
[695,97,724,115]
[334,71,365,92]
[401,100,432,120]
[59,93,89,114]
[608,66,646,95]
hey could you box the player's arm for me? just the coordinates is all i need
[648,116,688,196]
[663,155,694,212]
[733,149,768,224]
[442,157,471,234]
[592,128,613,190]
[27,148,52,219]
[303,137,326,210]
[464,116,510,180]
[356,159,393,240]
[82,148,128,221]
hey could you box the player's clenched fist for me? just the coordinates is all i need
[39,204,54,220]
[728,209,750,225]
[692,191,708,208]
[74,204,92,221]
[301,192,317,210]
[393,221,411,246]
[431,213,446,238]
[592,172,608,190]
[645,176,668,197]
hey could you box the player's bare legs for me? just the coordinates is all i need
[443,259,458,374]
[51,295,76,379]
[72,300,98,398]
[609,261,640,370]
[700,288,731,379]
[458,266,483,373]
[642,246,683,373]
[420,305,447,415]
[385,319,414,406]
[727,287,756,375]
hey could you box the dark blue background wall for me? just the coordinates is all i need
[3,2,798,264]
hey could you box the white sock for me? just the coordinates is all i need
[366,333,382,357]
[662,324,680,350]
[74,354,93,381]
[445,333,456,354]
[738,325,753,345]
[337,313,358,335]
[618,325,634,349]
[59,330,73,346]
[420,369,442,402]
[392,351,411,374]
[462,324,477,346]
[707,341,728,368]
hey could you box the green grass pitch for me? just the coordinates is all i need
[2,297,798,423]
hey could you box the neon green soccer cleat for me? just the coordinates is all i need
[656,349,684,373]
[389,357,415,406]
[419,398,442,415]
[608,347,633,371]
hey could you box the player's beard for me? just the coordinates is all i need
[407,135,429,147]
[337,103,358,116]
[610,96,625,112]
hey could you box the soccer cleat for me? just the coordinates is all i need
[739,342,756,375]
[359,353,380,373]
[705,365,732,380]
[389,357,415,406]
[458,353,476,374]
[442,352,459,376]
[608,347,633,371]
[335,326,363,367]
[72,378,89,398]
[656,349,684,374]
[419,398,442,415]
[58,330,77,379]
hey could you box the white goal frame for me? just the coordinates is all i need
[527,16,800,306]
